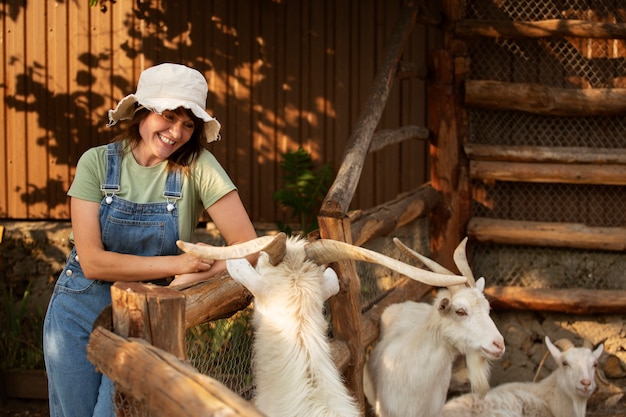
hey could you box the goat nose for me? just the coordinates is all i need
[581,378,591,387]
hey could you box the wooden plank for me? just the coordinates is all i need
[47,0,71,219]
[470,160,626,185]
[454,19,626,40]
[332,0,351,184]
[401,14,429,192]
[464,144,626,164]
[26,2,50,218]
[376,0,401,206]
[349,183,441,247]
[0,2,7,217]
[234,0,253,215]
[284,0,301,153]
[252,0,278,223]
[356,0,376,212]
[465,80,626,116]
[88,4,111,148]
[484,286,626,314]
[468,217,626,251]
[5,0,27,218]
[175,271,252,329]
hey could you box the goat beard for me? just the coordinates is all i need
[466,351,492,398]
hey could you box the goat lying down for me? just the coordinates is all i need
[363,237,505,417]
[177,233,466,417]
[442,336,604,417]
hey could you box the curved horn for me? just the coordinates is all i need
[453,237,476,287]
[176,234,283,260]
[262,232,287,266]
[304,239,466,288]
[552,338,575,352]
[392,238,455,275]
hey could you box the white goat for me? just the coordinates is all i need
[363,237,506,417]
[177,233,466,417]
[442,336,604,417]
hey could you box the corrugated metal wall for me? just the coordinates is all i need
[0,0,435,223]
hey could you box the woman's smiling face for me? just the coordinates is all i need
[135,108,196,166]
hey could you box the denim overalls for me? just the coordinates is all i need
[44,142,183,417]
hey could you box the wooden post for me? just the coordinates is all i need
[318,215,365,412]
[110,282,186,416]
[429,0,471,268]
[111,282,187,360]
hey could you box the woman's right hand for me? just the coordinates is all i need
[178,251,215,274]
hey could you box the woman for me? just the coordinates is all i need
[43,63,258,417]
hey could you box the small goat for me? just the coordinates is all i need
[178,233,466,417]
[363,237,505,417]
[442,336,604,417]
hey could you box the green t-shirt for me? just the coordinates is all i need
[68,141,236,242]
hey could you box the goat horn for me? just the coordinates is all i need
[392,238,455,275]
[304,239,466,287]
[552,338,575,351]
[176,234,283,260]
[582,339,594,350]
[453,237,476,287]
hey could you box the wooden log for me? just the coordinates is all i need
[368,125,429,153]
[468,217,626,251]
[464,144,626,165]
[470,160,626,185]
[110,282,186,360]
[484,286,626,314]
[465,80,626,116]
[320,0,421,217]
[318,215,365,410]
[429,49,471,270]
[348,183,442,247]
[455,19,626,40]
[88,328,264,417]
[172,271,253,329]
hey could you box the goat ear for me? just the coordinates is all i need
[438,297,451,313]
[226,258,262,295]
[475,277,485,292]
[321,267,340,300]
[593,344,604,359]
[545,336,563,362]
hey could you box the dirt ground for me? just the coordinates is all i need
[0,399,48,417]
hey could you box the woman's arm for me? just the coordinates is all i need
[169,190,258,286]
[71,197,214,282]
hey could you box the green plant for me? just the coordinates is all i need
[273,147,334,236]
[0,282,45,370]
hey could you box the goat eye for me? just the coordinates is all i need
[562,360,569,367]
[455,309,467,316]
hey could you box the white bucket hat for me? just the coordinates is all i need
[107,63,221,143]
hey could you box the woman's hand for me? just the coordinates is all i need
[177,249,215,274]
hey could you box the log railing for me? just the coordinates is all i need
[457,18,626,252]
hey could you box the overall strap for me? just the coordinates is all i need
[163,167,183,212]
[100,142,122,203]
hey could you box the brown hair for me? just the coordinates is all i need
[111,106,207,169]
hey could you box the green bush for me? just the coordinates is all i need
[273,147,334,236]
[0,282,45,370]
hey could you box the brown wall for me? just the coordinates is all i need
[0,0,436,224]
